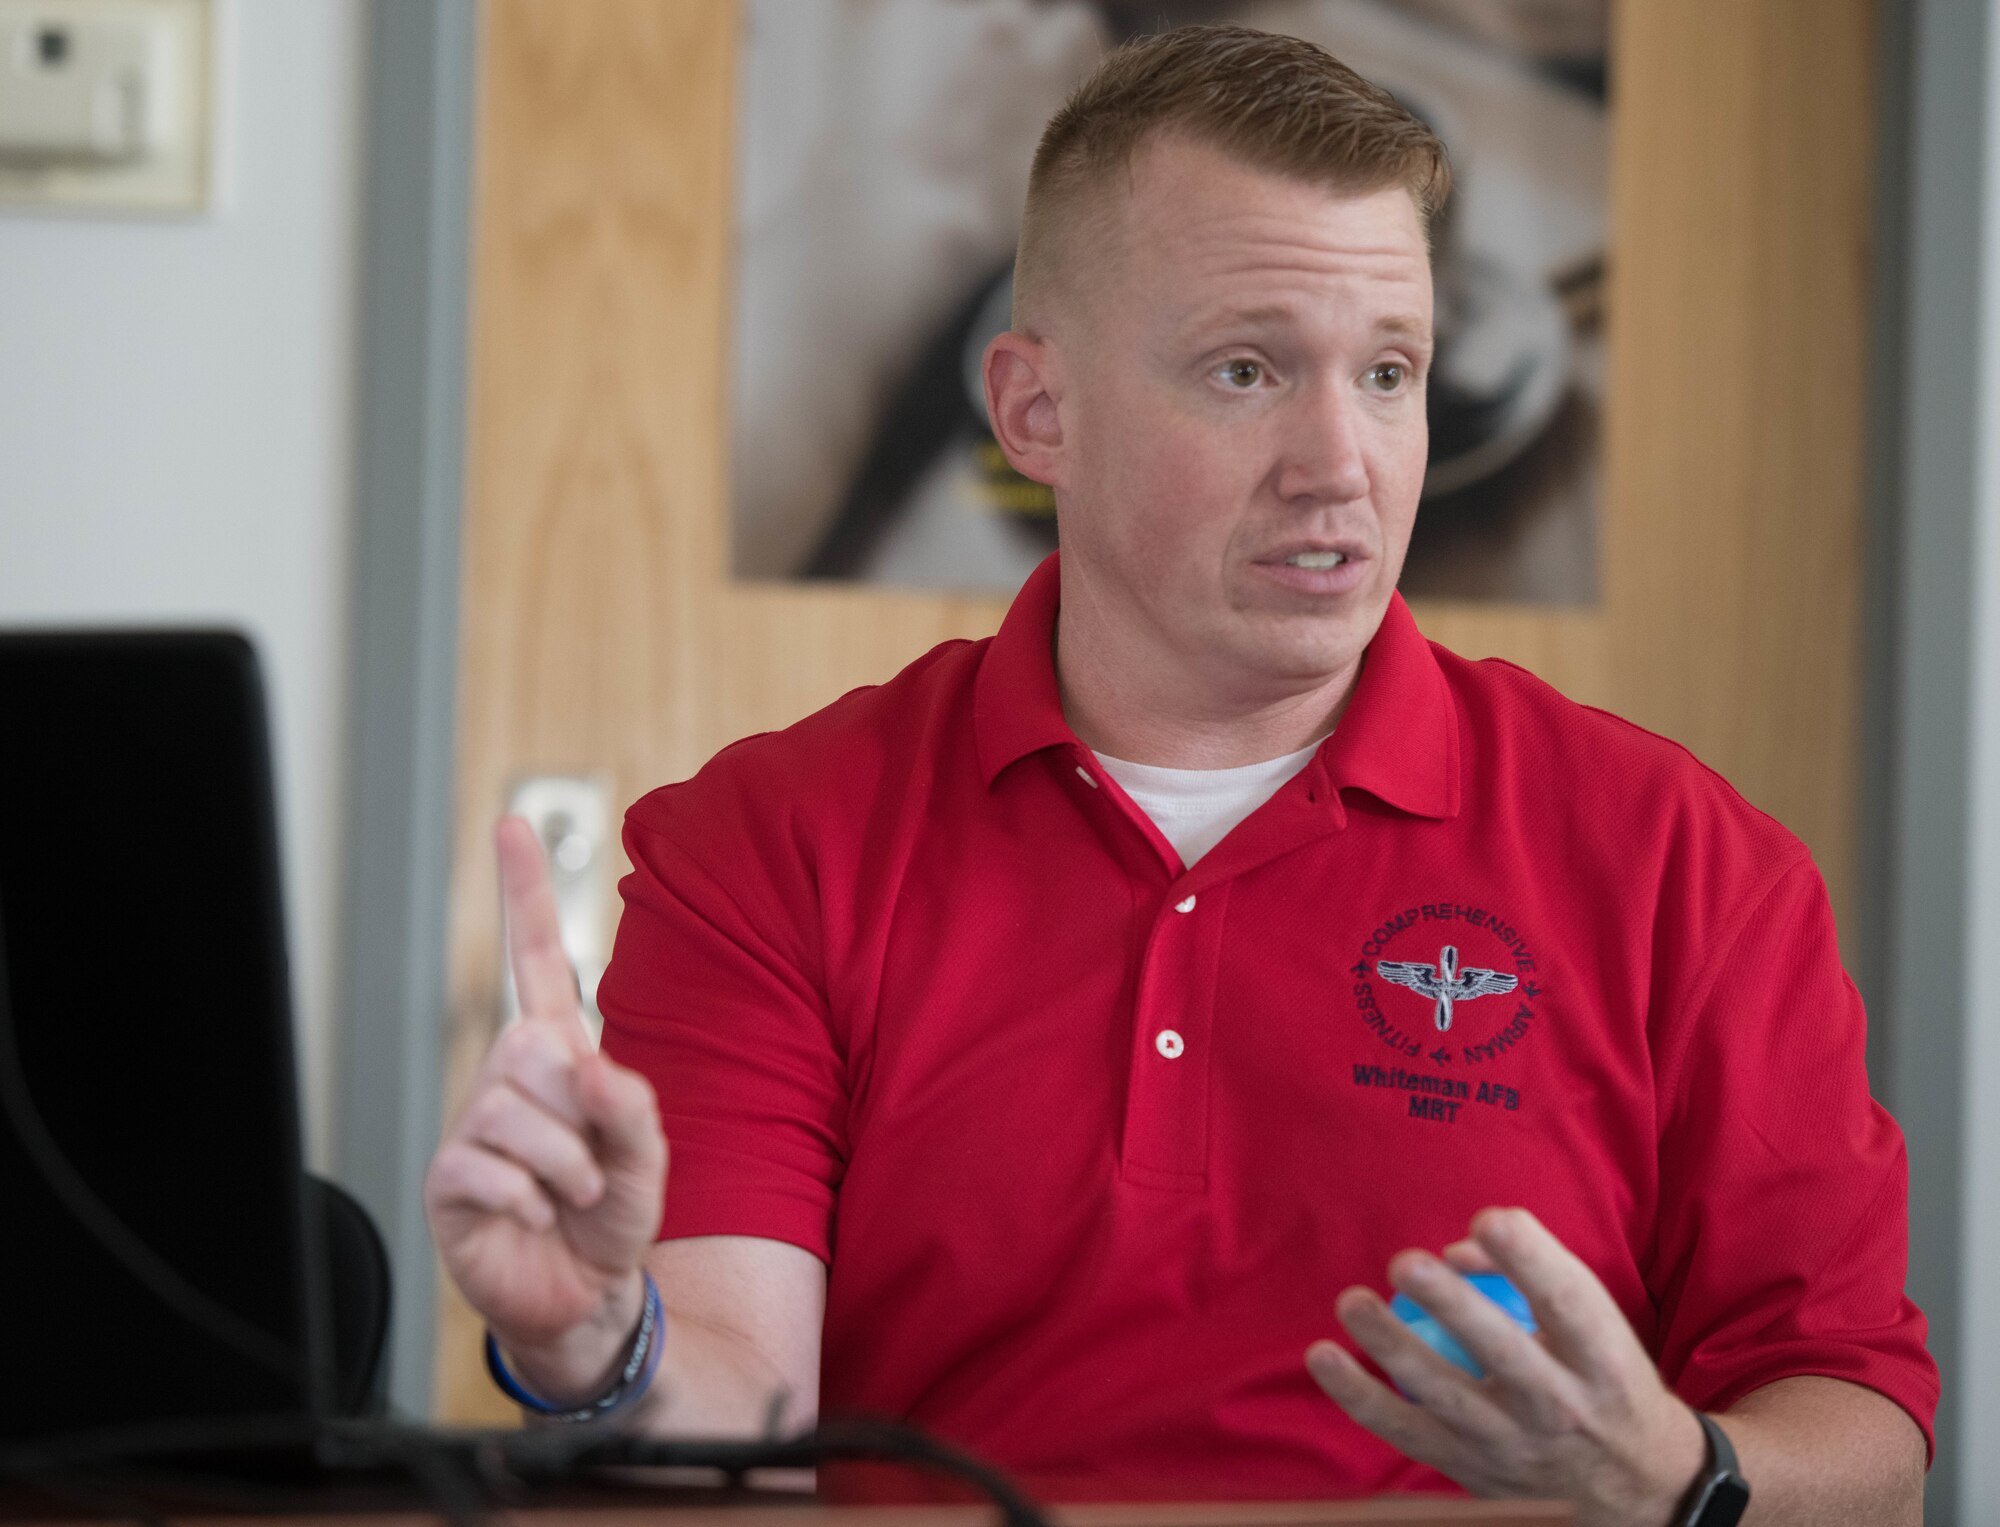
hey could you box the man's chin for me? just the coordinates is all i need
[1230,602,1386,672]
[1211,631,1372,698]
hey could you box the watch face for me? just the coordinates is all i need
[1692,1476,1751,1527]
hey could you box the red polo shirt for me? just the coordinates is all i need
[597,553,1937,1500]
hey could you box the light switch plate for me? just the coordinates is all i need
[501,773,616,1046]
[0,0,216,214]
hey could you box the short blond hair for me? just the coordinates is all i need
[1014,24,1451,334]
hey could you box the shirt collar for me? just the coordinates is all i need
[973,551,1459,821]
[974,552,1074,785]
[1312,587,1460,820]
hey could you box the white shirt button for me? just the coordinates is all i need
[1174,895,1197,913]
[1155,1028,1185,1059]
[1075,766,1099,788]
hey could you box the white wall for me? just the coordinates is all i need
[0,0,366,1167]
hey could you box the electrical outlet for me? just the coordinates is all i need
[501,773,616,1046]
[0,0,216,214]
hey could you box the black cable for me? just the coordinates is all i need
[0,1415,493,1523]
[0,1407,1049,1527]
[0,1415,324,1523]
[324,1423,492,1527]
[506,1415,1052,1527]
[0,1454,173,1527]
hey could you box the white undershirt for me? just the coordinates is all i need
[1092,740,1321,868]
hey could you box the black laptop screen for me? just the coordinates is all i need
[0,631,325,1439]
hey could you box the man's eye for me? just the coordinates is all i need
[1368,363,1408,392]
[1218,359,1263,389]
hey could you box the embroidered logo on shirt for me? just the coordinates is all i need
[1374,947,1517,1032]
[1348,901,1545,1069]
[1349,1060,1519,1124]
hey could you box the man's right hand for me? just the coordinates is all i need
[423,816,669,1400]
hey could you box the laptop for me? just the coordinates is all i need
[0,631,333,1445]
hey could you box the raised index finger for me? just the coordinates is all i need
[496,815,588,1037]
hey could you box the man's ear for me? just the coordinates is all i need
[983,330,1067,490]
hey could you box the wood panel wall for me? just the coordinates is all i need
[435,0,1878,1421]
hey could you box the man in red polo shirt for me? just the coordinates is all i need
[425,25,1935,1524]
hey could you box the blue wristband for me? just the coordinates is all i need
[485,1271,664,1423]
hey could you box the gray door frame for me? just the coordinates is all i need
[333,0,478,1420]
[1874,0,1990,1521]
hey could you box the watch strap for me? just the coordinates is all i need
[1674,1410,1751,1527]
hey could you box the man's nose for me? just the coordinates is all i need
[1274,380,1372,507]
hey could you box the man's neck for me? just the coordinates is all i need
[1054,605,1362,770]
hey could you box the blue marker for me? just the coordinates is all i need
[1390,1271,1538,1380]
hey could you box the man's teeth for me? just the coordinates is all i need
[1285,551,1346,569]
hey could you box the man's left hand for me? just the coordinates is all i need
[1306,1206,1706,1527]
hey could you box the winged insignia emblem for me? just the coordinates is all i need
[1374,945,1518,1032]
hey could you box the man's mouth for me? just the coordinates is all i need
[1251,541,1370,594]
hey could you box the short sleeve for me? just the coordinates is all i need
[596,809,847,1263]
[1649,856,1939,1457]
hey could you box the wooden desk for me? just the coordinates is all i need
[87,1503,1571,1527]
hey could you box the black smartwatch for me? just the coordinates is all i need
[1673,1410,1751,1527]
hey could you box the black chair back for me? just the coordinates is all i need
[306,1175,392,1417]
